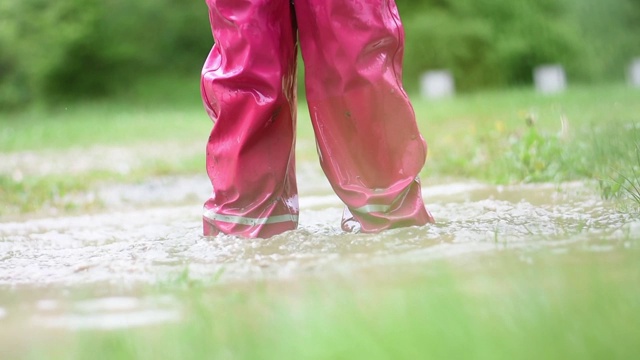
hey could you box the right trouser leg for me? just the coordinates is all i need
[201,0,299,238]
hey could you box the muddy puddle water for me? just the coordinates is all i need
[1,165,639,330]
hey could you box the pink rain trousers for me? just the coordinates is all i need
[201,0,434,238]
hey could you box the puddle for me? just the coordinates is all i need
[32,309,181,330]
[1,161,639,332]
[30,296,181,330]
[0,173,636,289]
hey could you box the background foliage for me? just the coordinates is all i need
[1,0,639,109]
[0,0,210,109]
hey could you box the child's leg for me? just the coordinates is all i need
[294,0,434,232]
[201,0,299,238]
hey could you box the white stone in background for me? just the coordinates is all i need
[629,58,640,87]
[420,70,455,99]
[36,300,59,311]
[0,307,6,319]
[534,64,567,94]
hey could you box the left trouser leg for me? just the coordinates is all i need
[295,0,434,233]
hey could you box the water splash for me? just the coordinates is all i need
[0,180,634,288]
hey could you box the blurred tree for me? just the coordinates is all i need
[43,0,211,98]
[0,0,99,108]
[0,0,210,109]
[399,0,584,92]
[569,0,640,82]
[1,0,639,109]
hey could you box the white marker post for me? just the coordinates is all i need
[534,65,567,94]
[420,70,455,100]
[629,58,640,88]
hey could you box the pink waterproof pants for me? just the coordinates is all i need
[201,0,434,238]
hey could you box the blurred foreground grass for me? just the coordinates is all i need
[4,246,638,360]
[1,78,640,214]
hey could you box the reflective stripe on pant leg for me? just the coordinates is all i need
[204,209,299,227]
[201,0,299,238]
[346,178,430,233]
[350,180,412,215]
[295,0,433,232]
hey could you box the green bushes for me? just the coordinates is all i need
[0,0,97,108]
[399,0,590,92]
[0,0,210,109]
[1,0,639,109]
[569,0,640,82]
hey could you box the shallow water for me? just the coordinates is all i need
[29,296,181,330]
[1,164,639,330]
[0,175,635,287]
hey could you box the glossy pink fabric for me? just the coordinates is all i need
[201,0,434,238]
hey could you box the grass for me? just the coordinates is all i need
[0,173,96,215]
[2,80,640,215]
[416,85,640,179]
[5,246,639,360]
[0,101,209,153]
[0,155,206,216]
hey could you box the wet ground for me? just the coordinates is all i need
[1,160,639,331]
[2,163,637,286]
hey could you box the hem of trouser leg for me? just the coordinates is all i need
[203,215,300,234]
[355,217,429,234]
[202,212,299,238]
[344,180,430,233]
[203,210,299,227]
[349,179,415,216]
[203,217,220,237]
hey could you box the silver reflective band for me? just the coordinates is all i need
[352,204,391,214]
[204,209,298,226]
[352,182,415,214]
